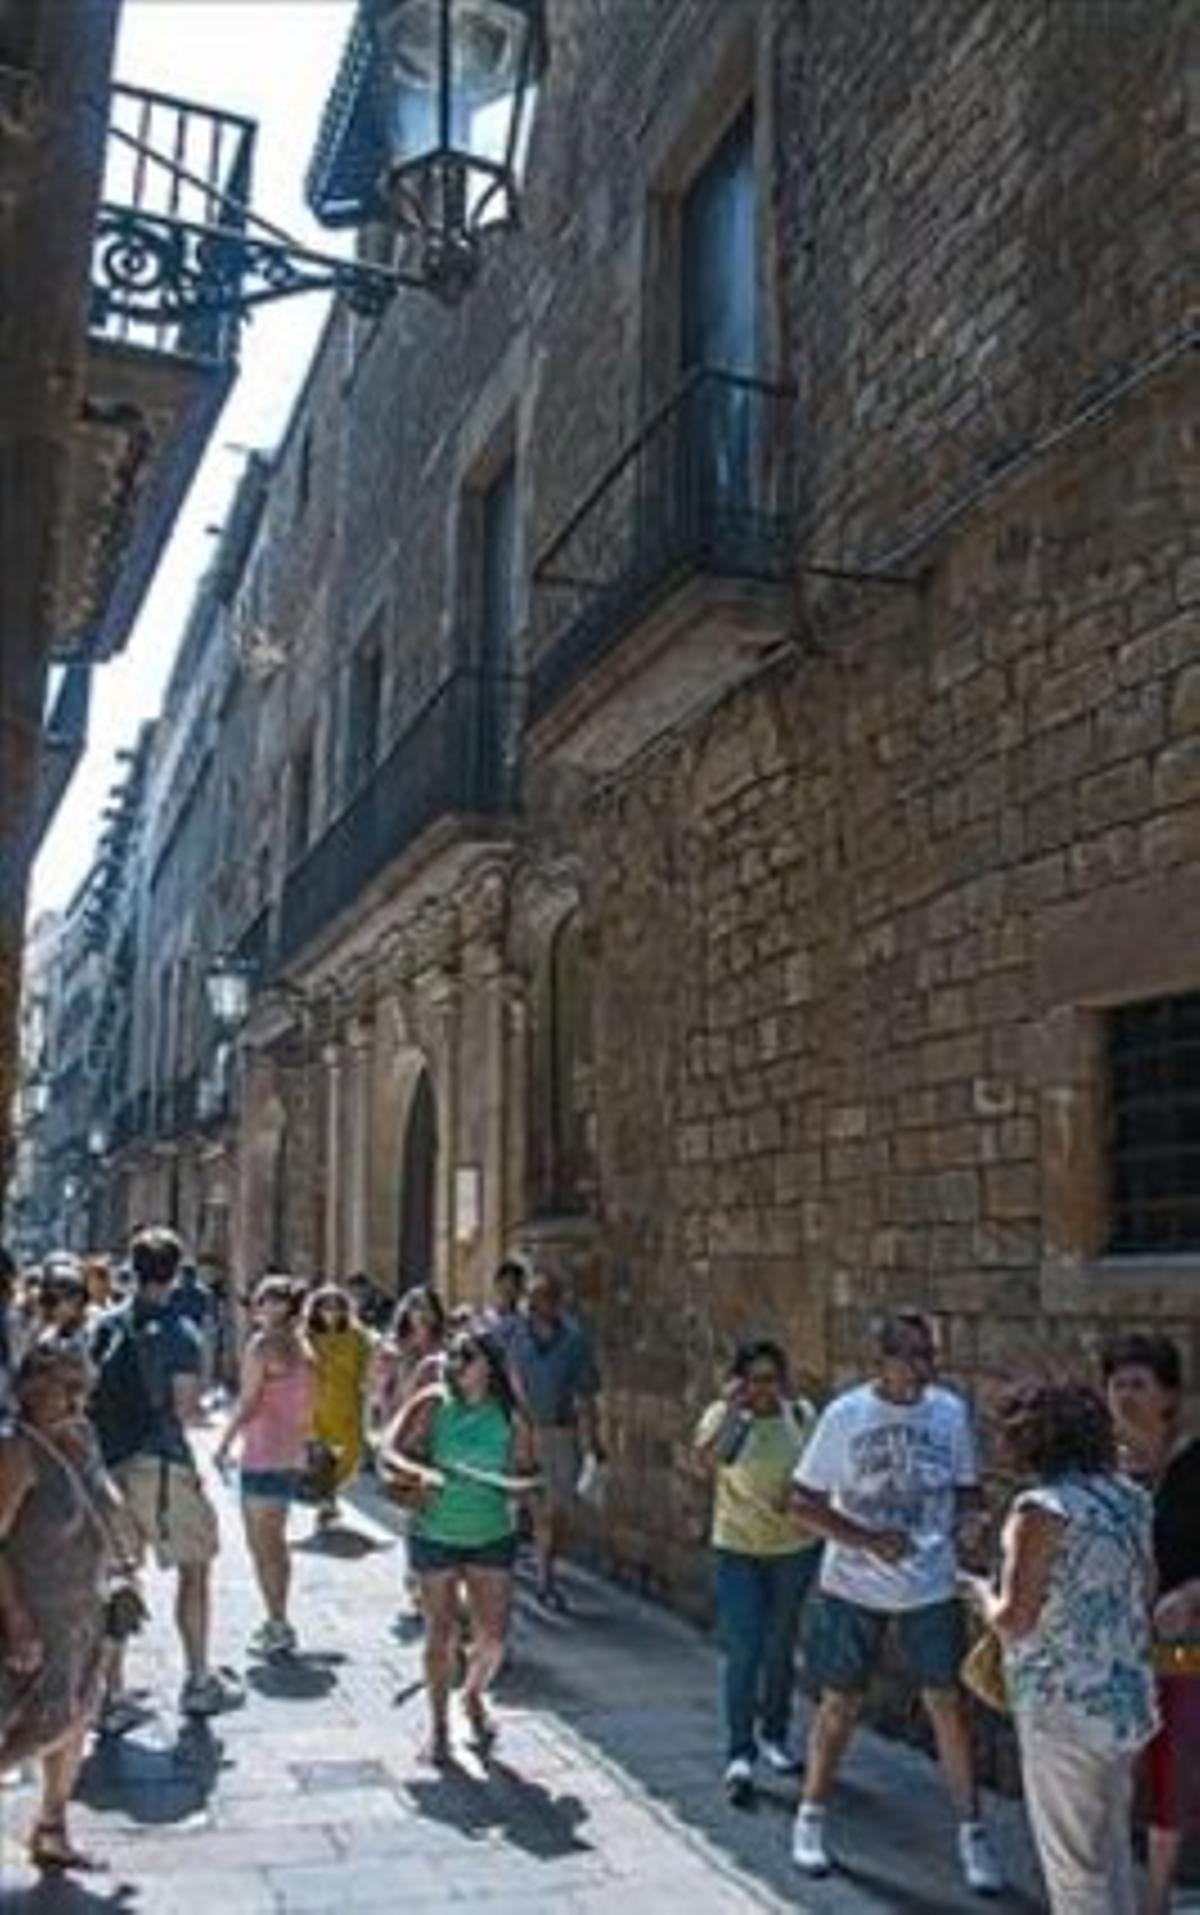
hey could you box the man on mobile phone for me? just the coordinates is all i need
[789,1311,1001,1896]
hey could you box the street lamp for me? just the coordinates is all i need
[93,0,547,333]
[205,956,255,1031]
[367,0,546,295]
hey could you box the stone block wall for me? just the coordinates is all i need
[106,0,1197,1624]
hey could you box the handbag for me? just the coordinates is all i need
[295,1440,340,1507]
[960,1626,1009,1715]
[103,1581,149,1643]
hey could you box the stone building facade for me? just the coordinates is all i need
[84,0,1197,1610]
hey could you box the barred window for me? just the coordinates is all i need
[1108,993,1200,1254]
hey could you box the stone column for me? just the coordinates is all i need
[231,1048,281,1291]
[504,976,530,1250]
[345,1015,374,1275]
[322,1040,343,1278]
[425,972,460,1300]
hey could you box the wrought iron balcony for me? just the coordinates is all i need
[155,1073,200,1142]
[52,85,261,664]
[233,905,273,978]
[530,370,797,768]
[275,669,515,972]
[91,83,258,366]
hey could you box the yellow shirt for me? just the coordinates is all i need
[696,1398,818,1557]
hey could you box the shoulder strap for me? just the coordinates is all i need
[19,1421,110,1549]
[130,1317,173,1417]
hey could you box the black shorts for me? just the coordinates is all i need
[407,1532,518,1575]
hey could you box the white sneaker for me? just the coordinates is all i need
[958,1822,1003,1896]
[792,1805,831,1876]
[250,1619,297,1659]
[759,1738,803,1776]
[723,1755,754,1805]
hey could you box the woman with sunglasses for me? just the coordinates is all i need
[383,1325,536,1764]
[303,1284,375,1529]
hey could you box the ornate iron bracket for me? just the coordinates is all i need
[90,204,413,333]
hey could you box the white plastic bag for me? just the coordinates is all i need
[576,1450,610,1510]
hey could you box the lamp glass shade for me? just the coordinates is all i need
[206,962,250,1028]
[378,0,539,222]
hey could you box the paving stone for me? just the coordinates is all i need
[0,1444,1055,1913]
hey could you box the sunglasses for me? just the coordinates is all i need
[447,1343,484,1370]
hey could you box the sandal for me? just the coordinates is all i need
[28,1819,104,1873]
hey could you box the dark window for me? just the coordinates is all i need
[287,738,314,865]
[480,458,516,674]
[347,641,383,792]
[399,1070,438,1284]
[1107,992,1200,1253]
[529,912,596,1217]
[680,107,758,530]
[681,105,756,376]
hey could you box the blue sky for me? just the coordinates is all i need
[32,0,354,917]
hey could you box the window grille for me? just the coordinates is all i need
[1108,992,1200,1254]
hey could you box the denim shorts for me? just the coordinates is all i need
[806,1592,965,1694]
[407,1532,518,1575]
[240,1468,301,1506]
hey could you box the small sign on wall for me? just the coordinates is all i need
[454,1165,482,1244]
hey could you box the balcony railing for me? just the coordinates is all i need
[234,905,273,977]
[110,1086,152,1153]
[530,369,797,721]
[275,669,514,972]
[156,1074,200,1141]
[90,83,257,366]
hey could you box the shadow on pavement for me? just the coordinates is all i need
[244,1653,342,1702]
[0,1881,139,1914]
[405,1757,593,1862]
[292,1525,392,1561]
[74,1720,226,1828]
[503,1570,1049,1915]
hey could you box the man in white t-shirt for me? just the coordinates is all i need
[790,1311,1002,1896]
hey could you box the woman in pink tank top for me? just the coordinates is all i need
[214,1277,316,1659]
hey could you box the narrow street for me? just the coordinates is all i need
[0,1433,1048,1914]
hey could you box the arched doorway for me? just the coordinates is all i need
[398,1070,437,1285]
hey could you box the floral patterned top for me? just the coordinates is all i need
[1004,1472,1159,1753]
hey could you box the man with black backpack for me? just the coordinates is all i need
[91,1226,236,1718]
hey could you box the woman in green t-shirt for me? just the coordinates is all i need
[384,1326,536,1764]
[695,1339,821,1806]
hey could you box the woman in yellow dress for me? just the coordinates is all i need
[304,1285,376,1527]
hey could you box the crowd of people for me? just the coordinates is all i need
[695,1311,1199,1911]
[0,1232,606,1872]
[0,1231,1195,1911]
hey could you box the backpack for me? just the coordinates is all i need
[90,1307,172,1467]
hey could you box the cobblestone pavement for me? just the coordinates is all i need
[0,1432,1055,1913]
